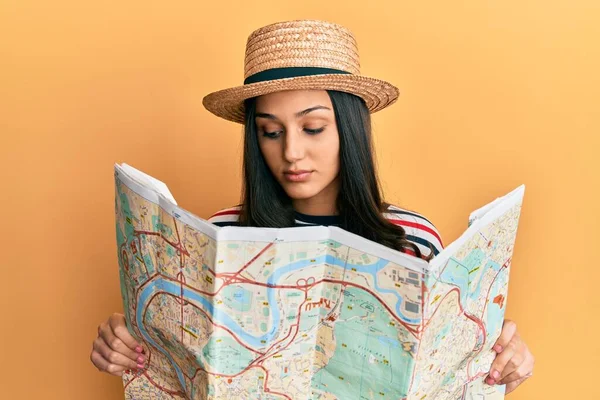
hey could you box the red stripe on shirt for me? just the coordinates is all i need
[403,248,417,257]
[388,219,444,248]
[211,209,241,218]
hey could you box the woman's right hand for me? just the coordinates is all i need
[90,313,146,376]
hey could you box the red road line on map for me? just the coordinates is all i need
[422,288,463,330]
[134,230,190,257]
[189,363,254,383]
[479,258,510,324]
[158,274,214,295]
[187,364,292,399]
[322,278,420,336]
[188,360,254,383]
[407,287,463,391]
[136,235,151,278]
[207,275,420,336]
[122,240,147,301]
[463,310,486,362]
[141,272,422,354]
[460,385,467,399]
[179,272,185,343]
[144,290,306,396]
[220,242,275,284]
[464,258,511,378]
[255,294,309,366]
[151,272,421,338]
[257,324,298,364]
[121,260,136,286]
[134,241,421,337]
[187,293,308,389]
[123,371,140,391]
[141,293,220,386]
[128,224,509,395]
[154,292,264,356]
[134,238,423,390]
[173,218,187,344]
[173,216,183,247]
[142,370,186,397]
[255,365,293,400]
[123,344,154,392]
[120,253,141,323]
[125,342,186,397]
[407,258,512,390]
[256,295,307,364]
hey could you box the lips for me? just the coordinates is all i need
[283,170,313,182]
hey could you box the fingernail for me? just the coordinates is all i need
[135,345,143,353]
[137,356,145,363]
[493,344,503,353]
[137,363,145,369]
[486,377,495,385]
[491,370,500,380]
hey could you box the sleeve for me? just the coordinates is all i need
[383,205,444,258]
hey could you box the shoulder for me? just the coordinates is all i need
[383,204,444,256]
[207,205,242,227]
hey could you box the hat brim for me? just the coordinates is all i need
[202,74,400,124]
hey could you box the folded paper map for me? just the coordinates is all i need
[114,163,524,399]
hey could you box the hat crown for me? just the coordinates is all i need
[244,20,361,80]
[202,19,399,124]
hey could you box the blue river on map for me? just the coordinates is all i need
[135,253,422,390]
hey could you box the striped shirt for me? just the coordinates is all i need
[208,205,444,259]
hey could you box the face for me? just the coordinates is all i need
[255,90,340,213]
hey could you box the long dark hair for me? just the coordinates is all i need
[239,90,432,260]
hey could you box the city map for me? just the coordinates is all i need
[114,163,524,399]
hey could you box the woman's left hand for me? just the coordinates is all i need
[486,319,535,394]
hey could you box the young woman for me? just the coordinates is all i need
[90,20,534,395]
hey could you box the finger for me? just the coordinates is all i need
[501,366,532,386]
[499,351,534,385]
[492,319,517,353]
[499,341,526,381]
[109,313,143,353]
[486,341,516,385]
[90,349,126,376]
[94,336,144,371]
[99,321,143,364]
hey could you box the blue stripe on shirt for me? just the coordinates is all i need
[406,234,440,256]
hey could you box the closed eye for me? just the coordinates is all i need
[262,131,282,139]
[262,127,325,139]
[305,127,325,135]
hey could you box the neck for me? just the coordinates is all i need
[292,177,339,216]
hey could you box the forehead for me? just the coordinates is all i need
[255,90,332,113]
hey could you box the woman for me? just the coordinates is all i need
[91,19,534,395]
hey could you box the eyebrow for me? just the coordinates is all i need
[255,105,331,120]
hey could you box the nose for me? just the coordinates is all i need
[283,129,305,163]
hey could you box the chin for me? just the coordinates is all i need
[281,184,322,201]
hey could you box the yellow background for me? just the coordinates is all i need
[1,0,598,398]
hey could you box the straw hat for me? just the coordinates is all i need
[202,19,400,124]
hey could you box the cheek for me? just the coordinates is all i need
[258,140,282,170]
